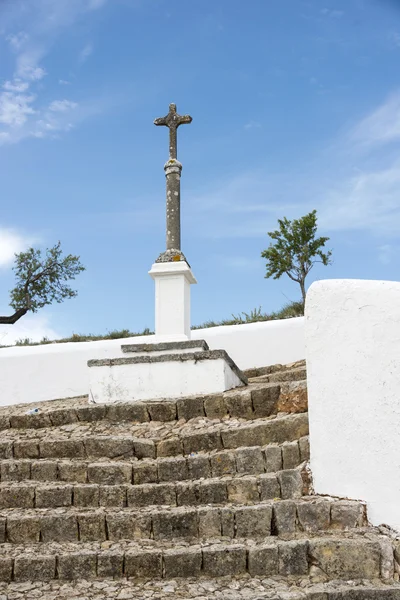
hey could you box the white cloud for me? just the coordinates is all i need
[350,91,400,150]
[0,315,60,346]
[6,32,29,51]
[49,99,78,112]
[0,229,33,268]
[2,80,30,93]
[0,91,36,126]
[79,43,93,63]
[59,79,71,85]
[244,121,262,130]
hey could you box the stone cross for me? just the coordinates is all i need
[154,103,192,160]
[154,103,192,261]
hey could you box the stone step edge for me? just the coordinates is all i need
[0,469,306,508]
[0,438,310,485]
[0,499,367,545]
[0,413,310,461]
[0,381,289,431]
[0,536,387,583]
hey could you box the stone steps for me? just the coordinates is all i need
[0,534,388,583]
[0,436,310,484]
[0,469,306,509]
[0,412,309,460]
[0,499,366,544]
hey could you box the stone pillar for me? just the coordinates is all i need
[165,159,182,252]
[148,261,197,340]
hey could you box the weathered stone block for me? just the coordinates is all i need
[57,552,97,580]
[49,408,78,427]
[198,507,221,538]
[227,477,259,504]
[158,457,188,482]
[210,451,236,476]
[277,380,308,414]
[0,486,34,509]
[277,469,303,499]
[76,404,106,423]
[125,550,162,578]
[133,462,158,484]
[252,385,280,418]
[0,558,12,582]
[31,460,58,481]
[10,413,51,429]
[308,539,381,579]
[106,513,151,540]
[58,462,87,483]
[134,439,156,459]
[221,423,264,449]
[273,500,297,536]
[147,401,177,422]
[264,446,282,473]
[164,547,202,578]
[248,544,278,576]
[41,514,78,542]
[6,515,40,543]
[35,485,72,508]
[259,473,281,500]
[297,502,330,532]
[88,463,132,485]
[224,390,253,419]
[235,446,265,475]
[0,518,6,543]
[282,441,301,470]
[279,540,309,575]
[330,501,365,529]
[106,402,149,423]
[202,545,247,576]
[74,484,100,507]
[299,436,310,462]
[199,479,227,504]
[157,437,182,457]
[0,441,13,459]
[221,507,235,537]
[235,504,272,537]
[176,481,199,506]
[14,440,39,459]
[99,485,127,507]
[177,397,205,421]
[152,508,198,540]
[0,416,10,431]
[1,461,30,481]
[40,439,85,459]
[204,394,227,419]
[97,552,124,578]
[14,555,55,581]
[188,454,210,480]
[77,512,106,541]
[128,483,176,507]
[182,430,222,454]
[84,437,133,459]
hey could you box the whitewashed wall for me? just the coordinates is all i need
[306,279,400,531]
[0,317,305,407]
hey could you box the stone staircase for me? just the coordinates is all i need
[0,360,399,599]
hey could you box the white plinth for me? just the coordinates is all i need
[149,261,197,341]
[88,340,247,404]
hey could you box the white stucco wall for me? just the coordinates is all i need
[0,316,304,407]
[306,279,400,531]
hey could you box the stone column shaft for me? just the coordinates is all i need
[165,159,182,251]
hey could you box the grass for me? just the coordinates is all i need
[5,300,304,348]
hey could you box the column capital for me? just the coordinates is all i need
[164,159,182,175]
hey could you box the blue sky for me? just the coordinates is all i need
[0,0,399,343]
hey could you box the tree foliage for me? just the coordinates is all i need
[0,242,85,325]
[261,210,332,306]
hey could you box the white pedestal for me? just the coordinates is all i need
[149,261,197,340]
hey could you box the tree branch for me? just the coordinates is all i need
[0,307,29,325]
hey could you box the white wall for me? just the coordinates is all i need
[306,279,400,531]
[0,317,304,407]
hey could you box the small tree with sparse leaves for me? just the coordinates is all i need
[261,210,332,309]
[0,242,85,324]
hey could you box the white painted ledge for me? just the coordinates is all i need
[306,279,400,531]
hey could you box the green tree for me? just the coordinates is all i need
[261,210,332,308]
[0,241,85,324]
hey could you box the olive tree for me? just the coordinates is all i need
[261,210,332,308]
[0,241,85,324]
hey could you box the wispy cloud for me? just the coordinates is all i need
[378,244,394,265]
[349,90,400,150]
[79,42,93,63]
[0,0,108,145]
[0,228,36,268]
[244,121,262,130]
[320,8,344,18]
